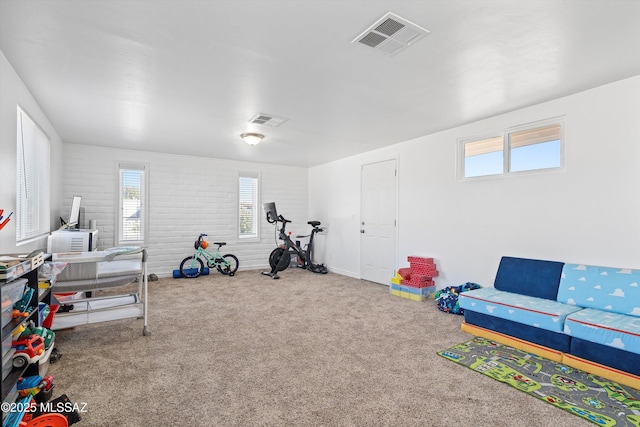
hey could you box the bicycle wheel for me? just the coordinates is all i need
[217,254,239,275]
[269,247,290,272]
[180,256,205,278]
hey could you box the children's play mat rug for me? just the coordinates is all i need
[438,337,640,426]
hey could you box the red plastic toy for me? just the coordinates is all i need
[12,335,45,368]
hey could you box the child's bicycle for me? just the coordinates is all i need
[180,234,239,278]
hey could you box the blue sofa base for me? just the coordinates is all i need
[466,311,640,377]
[464,310,572,353]
[571,337,640,377]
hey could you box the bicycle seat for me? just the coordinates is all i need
[308,221,321,227]
[214,242,226,246]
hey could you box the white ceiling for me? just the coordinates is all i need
[1,1,639,167]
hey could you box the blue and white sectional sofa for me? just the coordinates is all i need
[458,256,640,388]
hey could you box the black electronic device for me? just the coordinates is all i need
[263,202,279,223]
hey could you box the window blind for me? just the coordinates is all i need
[239,175,258,238]
[16,107,50,243]
[464,135,503,157]
[510,124,562,148]
[119,164,146,243]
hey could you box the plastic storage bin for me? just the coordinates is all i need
[42,304,59,329]
[1,278,27,329]
[38,302,50,325]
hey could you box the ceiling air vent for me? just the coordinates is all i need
[248,113,288,127]
[352,12,430,56]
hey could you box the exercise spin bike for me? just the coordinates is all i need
[262,202,328,279]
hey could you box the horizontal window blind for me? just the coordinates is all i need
[119,164,146,244]
[510,124,561,149]
[464,136,503,157]
[239,175,258,239]
[16,107,50,242]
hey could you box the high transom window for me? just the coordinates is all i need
[459,118,564,179]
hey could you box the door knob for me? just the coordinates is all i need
[360,229,365,233]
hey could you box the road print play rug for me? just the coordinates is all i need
[438,337,640,426]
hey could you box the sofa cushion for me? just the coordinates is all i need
[564,308,640,354]
[557,264,640,316]
[494,256,565,300]
[458,287,582,333]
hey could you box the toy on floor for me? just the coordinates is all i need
[435,282,481,314]
[179,234,239,278]
[23,413,69,427]
[49,347,63,364]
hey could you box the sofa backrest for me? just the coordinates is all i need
[557,264,640,316]
[494,256,565,300]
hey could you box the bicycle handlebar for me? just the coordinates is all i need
[194,233,208,250]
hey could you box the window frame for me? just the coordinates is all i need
[238,172,260,242]
[16,106,50,244]
[458,117,565,181]
[116,162,149,246]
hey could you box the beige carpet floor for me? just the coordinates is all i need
[47,269,592,427]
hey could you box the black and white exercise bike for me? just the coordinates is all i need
[261,202,328,279]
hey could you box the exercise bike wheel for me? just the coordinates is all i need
[269,247,291,272]
[180,256,205,278]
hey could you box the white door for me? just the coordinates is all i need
[360,159,397,284]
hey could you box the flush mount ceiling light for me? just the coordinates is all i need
[240,132,264,146]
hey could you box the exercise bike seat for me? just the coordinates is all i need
[308,221,321,227]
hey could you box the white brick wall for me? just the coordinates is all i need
[60,144,309,277]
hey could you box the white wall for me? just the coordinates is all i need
[309,76,640,288]
[0,51,63,254]
[61,144,308,276]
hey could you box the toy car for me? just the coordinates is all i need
[12,334,45,368]
[21,321,55,350]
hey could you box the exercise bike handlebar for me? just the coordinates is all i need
[278,215,291,224]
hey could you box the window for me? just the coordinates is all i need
[238,173,259,240]
[16,107,50,243]
[509,124,562,172]
[459,118,563,179]
[117,163,148,245]
[462,135,504,178]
